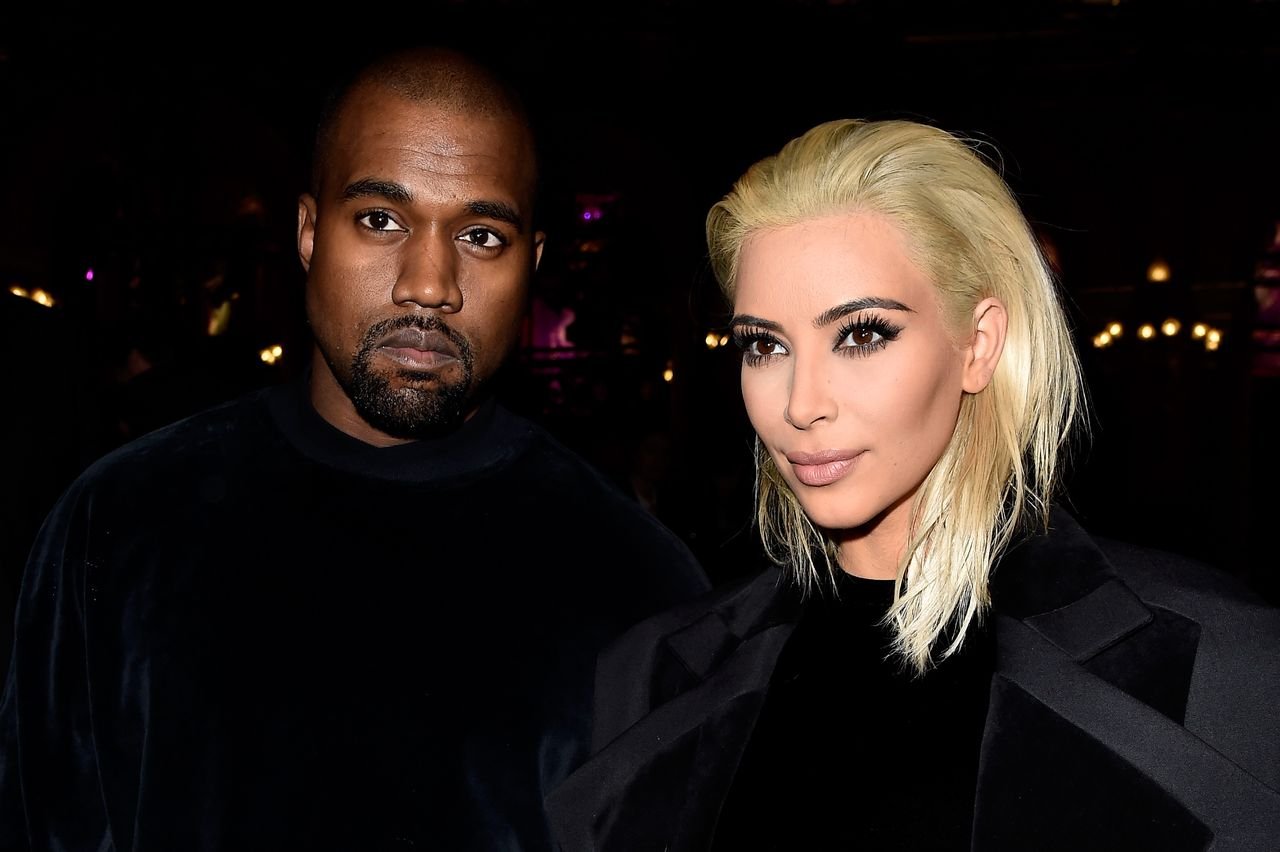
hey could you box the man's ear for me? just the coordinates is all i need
[297,194,318,273]
[533,231,546,271]
[962,296,1008,394]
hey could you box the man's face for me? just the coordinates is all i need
[298,83,543,445]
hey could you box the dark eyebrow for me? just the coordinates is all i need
[466,200,526,234]
[728,314,783,332]
[813,297,914,328]
[338,181,525,235]
[340,178,413,204]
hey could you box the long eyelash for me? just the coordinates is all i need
[835,313,902,357]
[731,327,781,367]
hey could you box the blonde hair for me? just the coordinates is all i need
[707,119,1084,673]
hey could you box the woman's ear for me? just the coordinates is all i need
[962,297,1007,394]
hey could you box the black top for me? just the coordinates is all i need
[711,569,994,851]
[0,379,709,851]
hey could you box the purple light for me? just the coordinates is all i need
[84,268,94,282]
[582,211,593,221]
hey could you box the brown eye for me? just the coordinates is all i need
[849,327,876,346]
[750,339,783,357]
[839,325,884,349]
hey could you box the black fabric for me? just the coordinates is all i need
[711,572,992,851]
[0,378,710,851]
[972,678,1212,851]
[546,509,1280,851]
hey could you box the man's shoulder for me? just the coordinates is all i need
[74,387,277,491]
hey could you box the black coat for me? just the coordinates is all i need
[546,510,1280,850]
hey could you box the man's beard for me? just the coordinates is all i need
[337,315,477,439]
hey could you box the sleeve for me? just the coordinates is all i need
[0,482,110,850]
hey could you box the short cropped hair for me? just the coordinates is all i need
[707,119,1085,673]
[309,46,537,203]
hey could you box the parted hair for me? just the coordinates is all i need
[706,119,1085,673]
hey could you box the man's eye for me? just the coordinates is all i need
[460,228,506,249]
[357,211,405,232]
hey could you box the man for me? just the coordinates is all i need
[0,46,708,851]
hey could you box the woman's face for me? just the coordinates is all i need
[732,213,969,553]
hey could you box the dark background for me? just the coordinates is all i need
[2,2,1279,633]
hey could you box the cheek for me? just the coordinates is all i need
[740,367,785,437]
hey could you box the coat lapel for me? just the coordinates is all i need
[546,572,795,852]
[976,616,1280,850]
[982,510,1280,849]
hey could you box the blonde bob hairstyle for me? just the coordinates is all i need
[707,119,1084,673]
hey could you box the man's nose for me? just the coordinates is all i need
[391,233,463,312]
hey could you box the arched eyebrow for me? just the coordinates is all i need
[729,314,782,332]
[813,297,914,328]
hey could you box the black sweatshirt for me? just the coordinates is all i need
[0,378,709,851]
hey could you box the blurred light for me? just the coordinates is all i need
[84,268,94,282]
[581,206,603,222]
[207,301,232,336]
[1093,332,1113,349]
[705,332,719,349]
[718,334,730,347]
[1161,318,1181,336]
[662,360,675,383]
[271,344,283,358]
[1138,324,1156,340]
[8,286,28,298]
[1207,329,1222,344]
[1192,323,1208,339]
[1147,260,1171,283]
[259,344,284,366]
[1206,338,1221,352]
[29,289,55,308]
[1107,322,1123,337]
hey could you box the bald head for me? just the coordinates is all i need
[310,46,537,201]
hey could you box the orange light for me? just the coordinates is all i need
[1138,324,1156,340]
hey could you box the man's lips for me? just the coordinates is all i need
[375,328,460,370]
[784,449,864,487]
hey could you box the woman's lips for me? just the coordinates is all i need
[785,450,863,487]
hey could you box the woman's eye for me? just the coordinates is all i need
[358,211,405,232]
[749,339,785,357]
[460,228,506,249]
[841,326,883,348]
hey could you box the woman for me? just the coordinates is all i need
[546,120,1280,850]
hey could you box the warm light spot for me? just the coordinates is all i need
[1206,329,1222,344]
[1107,322,1123,337]
[1206,338,1220,352]
[1147,260,1171,283]
[1192,323,1208,339]
[30,289,55,307]
[259,345,284,366]
[207,301,232,336]
[705,332,719,349]
[1138,324,1156,340]
[271,344,283,358]
[8,286,28,298]
[718,334,730,347]
[662,368,674,383]
[1161,318,1181,336]
[1093,332,1113,348]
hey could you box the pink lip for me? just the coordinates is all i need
[785,449,863,487]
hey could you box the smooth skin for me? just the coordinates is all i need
[731,213,1006,578]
